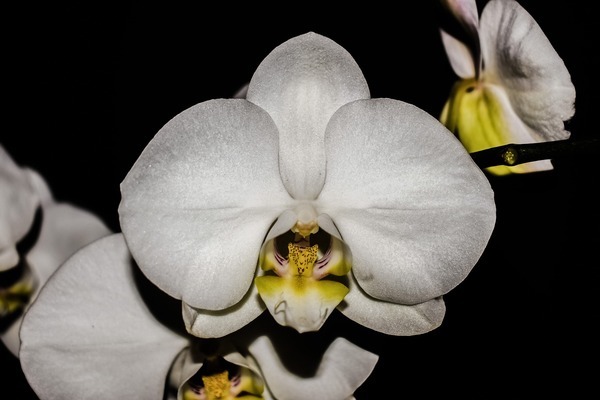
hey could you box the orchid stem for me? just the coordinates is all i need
[469,137,600,169]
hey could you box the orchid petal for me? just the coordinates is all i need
[119,99,292,310]
[318,99,495,305]
[183,282,265,338]
[20,234,188,400]
[338,274,446,336]
[440,29,476,79]
[248,335,378,400]
[0,145,39,270]
[479,0,575,142]
[246,32,370,200]
[441,0,480,36]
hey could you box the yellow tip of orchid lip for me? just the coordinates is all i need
[255,275,349,333]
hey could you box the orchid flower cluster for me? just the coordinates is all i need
[1,0,580,398]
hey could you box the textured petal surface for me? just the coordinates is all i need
[246,32,370,200]
[479,0,575,141]
[119,99,292,310]
[440,29,476,79]
[318,99,496,304]
[338,274,446,336]
[0,145,39,270]
[20,234,188,400]
[248,336,377,400]
[27,202,112,284]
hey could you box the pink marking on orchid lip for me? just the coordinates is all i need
[314,246,332,270]
[274,250,286,265]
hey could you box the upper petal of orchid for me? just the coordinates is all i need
[119,99,293,311]
[20,233,189,400]
[248,335,378,400]
[441,0,480,37]
[479,0,575,141]
[246,32,370,200]
[0,145,39,270]
[318,98,496,305]
[338,273,446,336]
[440,29,476,79]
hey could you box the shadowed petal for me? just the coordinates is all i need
[119,99,292,310]
[183,283,265,338]
[249,336,377,400]
[0,145,39,270]
[479,0,575,141]
[318,99,495,305]
[20,234,188,400]
[247,32,370,200]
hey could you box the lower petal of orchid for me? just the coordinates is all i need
[183,283,266,339]
[248,335,378,400]
[338,274,446,336]
[255,275,348,333]
[20,233,188,399]
[447,79,554,175]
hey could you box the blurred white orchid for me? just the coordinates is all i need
[118,32,496,337]
[0,144,111,356]
[439,0,576,175]
[19,233,378,400]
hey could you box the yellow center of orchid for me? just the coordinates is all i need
[182,361,264,400]
[288,243,318,277]
[1,262,36,319]
[201,371,230,400]
[255,217,352,333]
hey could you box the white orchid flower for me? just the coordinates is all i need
[0,144,111,356]
[19,233,378,400]
[439,0,576,175]
[118,32,496,337]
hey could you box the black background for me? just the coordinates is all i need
[2,1,598,397]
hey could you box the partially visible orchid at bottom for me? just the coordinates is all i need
[0,143,111,356]
[438,0,576,175]
[19,233,378,400]
[118,32,496,338]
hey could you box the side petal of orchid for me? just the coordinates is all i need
[248,335,378,400]
[440,29,476,79]
[246,32,370,200]
[479,0,575,142]
[20,233,189,400]
[119,99,293,311]
[318,99,496,305]
[0,145,39,270]
[338,273,446,336]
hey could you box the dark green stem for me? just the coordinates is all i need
[469,137,600,169]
